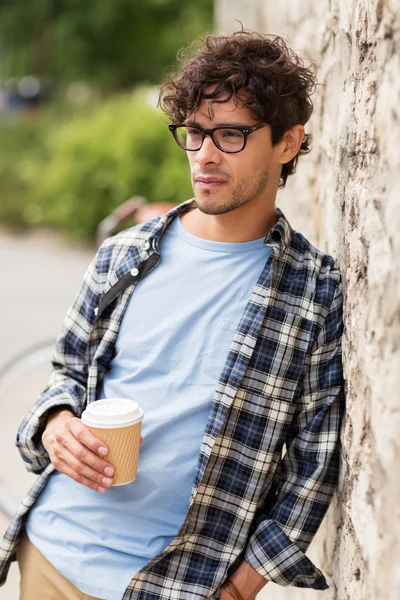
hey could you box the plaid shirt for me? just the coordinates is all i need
[0,199,344,598]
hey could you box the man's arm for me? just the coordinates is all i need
[15,249,103,475]
[220,560,268,600]
[234,272,344,592]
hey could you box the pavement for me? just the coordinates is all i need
[0,228,94,599]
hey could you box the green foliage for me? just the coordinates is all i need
[0,117,50,228]
[0,0,214,88]
[0,90,193,240]
[0,0,212,239]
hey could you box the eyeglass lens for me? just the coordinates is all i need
[175,126,245,152]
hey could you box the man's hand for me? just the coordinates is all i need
[220,561,268,600]
[42,408,115,493]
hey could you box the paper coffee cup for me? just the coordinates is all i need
[81,398,144,486]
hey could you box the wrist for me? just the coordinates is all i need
[227,561,268,600]
[43,407,75,438]
[223,579,245,600]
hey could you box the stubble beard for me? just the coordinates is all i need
[193,168,269,216]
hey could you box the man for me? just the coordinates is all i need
[0,30,344,600]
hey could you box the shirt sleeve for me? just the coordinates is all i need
[244,271,345,589]
[15,250,102,475]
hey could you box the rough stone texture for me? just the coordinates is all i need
[216,1,400,599]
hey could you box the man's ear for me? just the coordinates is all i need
[279,125,305,164]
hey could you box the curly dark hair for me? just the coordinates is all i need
[159,30,317,188]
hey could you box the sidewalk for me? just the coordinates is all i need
[0,228,94,599]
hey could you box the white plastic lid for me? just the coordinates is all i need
[81,398,144,428]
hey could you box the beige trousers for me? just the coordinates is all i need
[17,530,103,600]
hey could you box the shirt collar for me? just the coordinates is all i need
[147,199,292,254]
[265,207,292,252]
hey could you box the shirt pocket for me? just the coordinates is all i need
[204,316,241,381]
[249,308,315,402]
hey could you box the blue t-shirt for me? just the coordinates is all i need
[26,216,272,599]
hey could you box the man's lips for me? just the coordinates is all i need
[194,176,227,185]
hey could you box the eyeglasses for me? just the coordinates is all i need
[168,121,269,154]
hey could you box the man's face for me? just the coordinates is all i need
[186,95,284,217]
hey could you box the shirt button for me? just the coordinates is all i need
[130,268,139,277]
[144,241,150,250]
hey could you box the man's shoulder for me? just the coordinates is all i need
[102,218,160,250]
[289,229,340,279]
[285,228,342,313]
[276,208,340,289]
[94,217,162,271]
[95,199,193,264]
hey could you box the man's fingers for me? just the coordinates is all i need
[47,418,115,485]
[52,449,113,492]
[61,430,115,477]
[68,419,109,457]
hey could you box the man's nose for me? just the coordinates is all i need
[195,134,221,166]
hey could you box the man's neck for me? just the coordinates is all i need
[179,205,278,243]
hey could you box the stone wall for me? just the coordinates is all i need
[215,2,400,599]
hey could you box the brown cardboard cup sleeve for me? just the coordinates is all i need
[81,399,144,486]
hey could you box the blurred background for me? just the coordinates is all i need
[0,0,214,240]
[0,2,213,597]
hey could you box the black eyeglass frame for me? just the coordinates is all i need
[168,121,269,154]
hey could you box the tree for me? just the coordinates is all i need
[0,0,214,89]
